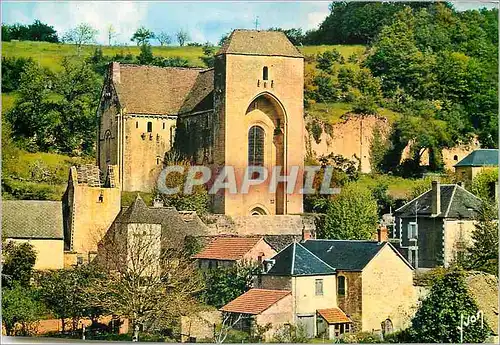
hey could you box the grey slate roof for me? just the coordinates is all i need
[114,195,208,244]
[301,240,388,271]
[454,149,498,167]
[2,200,64,239]
[266,242,335,276]
[395,184,482,219]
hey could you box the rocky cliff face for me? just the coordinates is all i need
[305,114,479,173]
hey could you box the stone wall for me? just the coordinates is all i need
[202,214,315,236]
[361,245,417,332]
[63,165,121,265]
[180,310,221,342]
[336,271,363,331]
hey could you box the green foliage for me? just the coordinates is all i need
[471,169,498,202]
[200,42,216,68]
[271,324,309,343]
[36,265,106,331]
[157,154,209,214]
[369,182,394,217]
[320,183,378,240]
[408,269,491,342]
[2,20,59,43]
[365,4,498,148]
[306,2,434,44]
[464,202,498,275]
[1,241,37,288]
[2,285,45,336]
[6,58,100,155]
[131,26,155,46]
[137,43,154,65]
[316,49,343,72]
[199,263,259,308]
[369,124,388,173]
[269,27,306,46]
[1,56,35,92]
[306,119,323,144]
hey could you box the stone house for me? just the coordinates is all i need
[96,195,208,268]
[221,239,415,339]
[393,181,483,268]
[454,149,498,187]
[97,29,305,216]
[192,236,276,269]
[2,200,65,270]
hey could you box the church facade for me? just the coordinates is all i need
[97,30,305,216]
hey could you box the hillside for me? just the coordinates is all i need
[1,40,365,72]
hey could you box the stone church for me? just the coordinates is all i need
[97,30,305,216]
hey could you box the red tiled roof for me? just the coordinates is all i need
[221,289,291,315]
[192,236,263,260]
[317,308,352,324]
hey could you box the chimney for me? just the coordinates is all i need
[431,180,441,215]
[111,62,120,84]
[378,226,388,242]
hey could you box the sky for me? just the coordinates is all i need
[2,1,498,46]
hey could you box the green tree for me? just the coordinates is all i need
[409,269,491,342]
[2,285,45,336]
[176,29,190,46]
[320,183,378,240]
[201,42,216,68]
[369,123,388,173]
[471,169,498,202]
[1,241,37,289]
[63,23,98,55]
[53,58,101,155]
[36,265,106,332]
[200,263,259,308]
[1,56,35,92]
[137,43,154,65]
[6,63,57,152]
[464,202,498,275]
[131,26,155,46]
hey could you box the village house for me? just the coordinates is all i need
[393,181,483,269]
[221,239,416,340]
[454,149,498,186]
[2,200,65,270]
[192,236,276,269]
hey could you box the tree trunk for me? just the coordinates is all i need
[61,318,65,332]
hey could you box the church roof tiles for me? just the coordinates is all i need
[216,30,303,58]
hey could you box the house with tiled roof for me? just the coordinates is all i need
[454,149,498,187]
[192,235,276,269]
[221,240,416,340]
[2,200,64,269]
[393,181,483,269]
[97,29,305,217]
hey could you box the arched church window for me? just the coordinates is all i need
[453,155,458,161]
[147,122,153,132]
[248,126,265,170]
[263,66,269,80]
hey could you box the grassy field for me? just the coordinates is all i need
[306,101,401,125]
[2,40,365,71]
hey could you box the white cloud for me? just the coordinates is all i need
[306,10,329,30]
[31,1,149,45]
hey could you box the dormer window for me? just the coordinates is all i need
[263,66,269,80]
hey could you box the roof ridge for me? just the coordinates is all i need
[118,63,205,71]
[296,242,336,271]
[304,239,380,243]
[291,242,296,275]
[394,189,431,213]
[444,185,458,218]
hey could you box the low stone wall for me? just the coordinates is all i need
[180,310,222,342]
